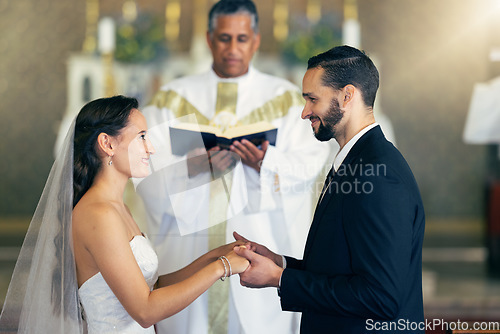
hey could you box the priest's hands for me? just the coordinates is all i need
[230,140,269,173]
[232,232,284,288]
[187,147,237,178]
[186,140,268,176]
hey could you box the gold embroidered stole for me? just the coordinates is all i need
[150,87,303,127]
[149,83,304,332]
[207,82,238,334]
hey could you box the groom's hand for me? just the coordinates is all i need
[234,246,283,288]
[233,231,283,267]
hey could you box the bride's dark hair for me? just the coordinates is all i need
[73,95,138,207]
[0,96,139,332]
[51,95,139,319]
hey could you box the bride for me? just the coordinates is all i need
[0,95,249,333]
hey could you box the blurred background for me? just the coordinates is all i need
[1,0,500,330]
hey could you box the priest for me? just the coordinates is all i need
[136,1,330,334]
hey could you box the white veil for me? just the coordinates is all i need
[0,119,85,333]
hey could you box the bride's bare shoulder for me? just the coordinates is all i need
[73,196,123,237]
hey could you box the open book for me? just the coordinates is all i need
[169,121,278,156]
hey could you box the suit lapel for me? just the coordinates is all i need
[302,168,339,262]
[302,126,385,263]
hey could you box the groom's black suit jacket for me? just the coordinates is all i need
[280,126,425,333]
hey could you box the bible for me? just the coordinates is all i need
[169,121,278,156]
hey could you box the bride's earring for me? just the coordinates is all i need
[108,154,113,166]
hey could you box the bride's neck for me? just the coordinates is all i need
[91,167,129,203]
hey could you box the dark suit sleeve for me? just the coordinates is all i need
[280,166,416,319]
[284,256,302,269]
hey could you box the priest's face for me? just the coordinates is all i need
[301,67,345,141]
[207,14,261,78]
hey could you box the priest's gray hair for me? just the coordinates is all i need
[208,0,259,34]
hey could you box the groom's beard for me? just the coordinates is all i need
[313,97,344,142]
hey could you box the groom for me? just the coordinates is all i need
[234,45,425,333]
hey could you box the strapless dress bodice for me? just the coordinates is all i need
[78,235,158,333]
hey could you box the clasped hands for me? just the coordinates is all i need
[214,232,283,288]
[231,231,284,289]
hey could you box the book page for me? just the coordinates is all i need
[171,123,222,136]
[222,121,275,139]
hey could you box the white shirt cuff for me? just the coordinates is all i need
[278,255,286,289]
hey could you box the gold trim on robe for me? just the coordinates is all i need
[150,90,210,125]
[150,89,304,126]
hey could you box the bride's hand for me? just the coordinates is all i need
[212,240,245,258]
[224,250,249,275]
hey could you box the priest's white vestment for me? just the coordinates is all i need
[136,66,330,334]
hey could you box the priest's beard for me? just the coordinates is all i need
[313,97,344,142]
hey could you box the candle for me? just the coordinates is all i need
[342,19,361,49]
[98,17,115,54]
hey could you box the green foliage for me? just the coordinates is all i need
[281,16,342,65]
[115,13,167,63]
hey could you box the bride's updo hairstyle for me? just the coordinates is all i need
[73,95,138,207]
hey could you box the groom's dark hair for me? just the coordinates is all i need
[308,45,379,108]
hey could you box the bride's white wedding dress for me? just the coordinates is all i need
[79,235,159,333]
